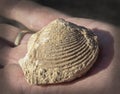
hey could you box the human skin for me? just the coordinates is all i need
[0,0,120,94]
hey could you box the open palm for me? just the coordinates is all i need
[0,1,119,94]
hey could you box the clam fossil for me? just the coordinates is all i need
[19,18,99,85]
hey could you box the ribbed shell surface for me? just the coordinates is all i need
[19,18,99,85]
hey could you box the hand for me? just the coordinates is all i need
[0,0,120,94]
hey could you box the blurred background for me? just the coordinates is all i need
[33,0,120,26]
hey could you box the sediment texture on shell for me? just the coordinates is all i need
[19,18,99,85]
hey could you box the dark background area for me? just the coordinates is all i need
[33,0,120,26]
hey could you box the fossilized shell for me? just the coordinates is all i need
[19,18,99,85]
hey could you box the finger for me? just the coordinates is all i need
[67,18,116,34]
[0,0,68,31]
[67,17,95,27]
[0,24,21,46]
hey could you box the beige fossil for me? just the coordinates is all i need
[19,18,99,85]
